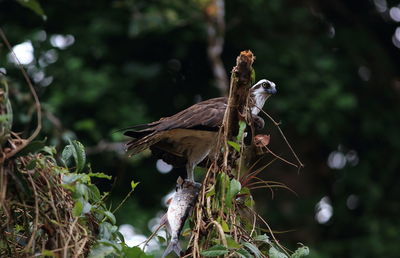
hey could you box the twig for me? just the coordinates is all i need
[204,218,228,248]
[112,187,135,214]
[63,217,79,258]
[0,27,42,161]
[24,174,40,253]
[140,216,166,250]
[190,165,214,258]
[247,207,291,257]
[0,165,7,207]
[248,178,294,195]
[28,244,76,257]
[43,175,67,245]
[255,105,304,171]
[264,146,299,168]
[250,176,298,197]
[250,212,257,238]
[241,158,277,187]
[75,229,89,258]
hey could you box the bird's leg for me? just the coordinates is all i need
[186,162,195,182]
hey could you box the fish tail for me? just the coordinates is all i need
[161,238,181,258]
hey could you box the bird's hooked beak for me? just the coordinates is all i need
[263,80,277,95]
[252,79,277,95]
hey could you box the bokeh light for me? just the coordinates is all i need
[156,159,173,174]
[315,196,333,224]
[8,41,34,65]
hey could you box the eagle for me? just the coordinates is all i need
[123,79,277,182]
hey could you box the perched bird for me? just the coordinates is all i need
[123,79,277,181]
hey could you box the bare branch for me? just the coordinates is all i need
[0,27,42,162]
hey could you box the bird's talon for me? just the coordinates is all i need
[183,179,202,189]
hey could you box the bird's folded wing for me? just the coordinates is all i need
[153,97,227,132]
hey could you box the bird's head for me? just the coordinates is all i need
[250,79,277,115]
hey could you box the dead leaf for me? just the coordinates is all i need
[254,134,270,147]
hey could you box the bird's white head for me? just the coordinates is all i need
[250,79,277,115]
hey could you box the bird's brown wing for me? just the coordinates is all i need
[124,97,227,154]
[153,97,227,132]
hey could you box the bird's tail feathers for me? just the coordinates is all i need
[126,131,162,155]
[124,129,152,139]
[120,120,161,132]
[113,120,162,135]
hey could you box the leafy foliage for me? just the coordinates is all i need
[0,140,148,257]
[201,245,230,256]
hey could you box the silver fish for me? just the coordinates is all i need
[161,177,201,258]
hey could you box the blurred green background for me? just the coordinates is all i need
[1,0,400,257]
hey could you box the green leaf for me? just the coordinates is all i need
[226,236,241,249]
[62,173,85,184]
[88,245,115,258]
[70,140,86,172]
[291,246,309,258]
[0,114,11,122]
[206,185,215,197]
[236,120,247,142]
[239,187,250,195]
[98,222,118,240]
[75,183,89,199]
[236,248,253,258]
[254,234,270,243]
[122,246,153,258]
[245,195,255,208]
[96,239,122,251]
[131,180,140,190]
[103,211,116,224]
[201,245,229,257]
[14,224,24,233]
[87,184,102,202]
[41,249,56,257]
[61,144,74,167]
[226,179,241,208]
[87,172,112,180]
[228,140,241,152]
[251,69,256,85]
[243,242,263,258]
[269,246,288,258]
[157,235,166,243]
[217,217,230,232]
[82,200,92,214]
[43,146,56,156]
[221,219,230,232]
[116,231,125,242]
[16,0,46,20]
[215,173,229,207]
[72,200,83,217]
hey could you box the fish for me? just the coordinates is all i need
[161,177,201,258]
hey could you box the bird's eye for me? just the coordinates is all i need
[262,82,269,88]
